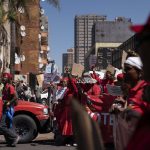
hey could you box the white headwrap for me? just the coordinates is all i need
[125,57,143,70]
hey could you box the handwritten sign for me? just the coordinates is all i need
[14,75,28,83]
[44,70,57,83]
[121,50,128,68]
[71,63,84,77]
[106,65,115,75]
[106,84,123,96]
[36,74,44,87]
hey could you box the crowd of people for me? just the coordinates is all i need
[0,16,150,150]
[47,15,150,150]
[49,51,150,150]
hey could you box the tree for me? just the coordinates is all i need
[46,0,60,9]
[0,0,60,73]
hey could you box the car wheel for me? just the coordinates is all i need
[13,114,38,143]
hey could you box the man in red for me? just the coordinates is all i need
[0,73,19,147]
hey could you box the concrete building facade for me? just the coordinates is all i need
[112,34,137,68]
[39,13,49,73]
[85,17,134,70]
[15,0,40,74]
[62,48,74,74]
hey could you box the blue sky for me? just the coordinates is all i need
[41,0,150,72]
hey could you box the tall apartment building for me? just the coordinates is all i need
[62,48,74,74]
[39,13,49,73]
[74,15,107,66]
[15,0,49,75]
[15,0,40,74]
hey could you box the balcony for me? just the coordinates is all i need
[41,45,48,51]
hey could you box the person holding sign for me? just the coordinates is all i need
[99,66,116,144]
[126,15,150,150]
[54,71,78,146]
[112,56,148,150]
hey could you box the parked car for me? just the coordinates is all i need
[0,99,51,143]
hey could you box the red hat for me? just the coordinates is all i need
[117,73,124,80]
[130,15,150,33]
[2,73,12,79]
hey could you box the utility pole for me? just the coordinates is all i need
[10,22,16,75]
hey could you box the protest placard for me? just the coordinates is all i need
[106,84,123,96]
[106,65,115,75]
[121,50,128,68]
[71,63,84,77]
[36,74,44,87]
[44,70,58,83]
[14,75,28,83]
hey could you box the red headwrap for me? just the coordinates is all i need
[2,73,13,79]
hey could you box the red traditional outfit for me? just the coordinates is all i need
[126,16,150,150]
[126,112,150,150]
[81,80,102,122]
[128,80,148,114]
[113,80,148,150]
[55,78,78,136]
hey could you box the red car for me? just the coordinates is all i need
[0,99,51,143]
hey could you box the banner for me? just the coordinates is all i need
[71,63,84,77]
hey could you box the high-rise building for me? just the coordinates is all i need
[74,15,107,66]
[84,16,134,70]
[95,17,134,70]
[62,48,74,74]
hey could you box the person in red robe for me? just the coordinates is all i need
[112,56,148,150]
[126,15,150,150]
[78,72,102,122]
[54,74,78,146]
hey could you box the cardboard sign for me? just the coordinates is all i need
[45,64,52,73]
[121,51,128,68]
[14,75,28,83]
[36,74,44,87]
[71,63,84,77]
[106,84,123,96]
[106,65,115,75]
[44,70,57,83]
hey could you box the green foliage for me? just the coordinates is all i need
[0,0,60,45]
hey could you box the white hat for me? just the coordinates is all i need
[125,57,143,70]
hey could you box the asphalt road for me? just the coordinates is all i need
[0,133,76,150]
